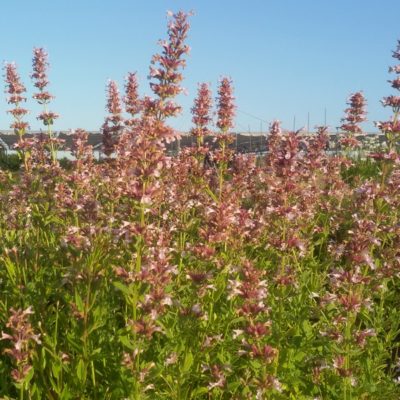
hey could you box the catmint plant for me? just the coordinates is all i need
[31,48,59,164]
[145,10,191,122]
[340,91,367,151]
[4,62,30,168]
[1,14,400,400]
[376,40,400,153]
[102,80,124,157]
[191,82,213,147]
[124,72,142,128]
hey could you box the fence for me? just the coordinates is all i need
[0,131,387,158]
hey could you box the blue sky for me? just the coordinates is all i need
[0,0,399,133]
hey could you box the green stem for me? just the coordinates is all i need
[344,312,353,400]
[19,382,24,400]
[44,102,57,164]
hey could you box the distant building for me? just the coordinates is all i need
[0,130,384,158]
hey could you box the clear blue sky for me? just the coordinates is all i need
[1,0,399,133]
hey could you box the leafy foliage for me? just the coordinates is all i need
[1,10,400,400]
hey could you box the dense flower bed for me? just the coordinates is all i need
[1,10,400,400]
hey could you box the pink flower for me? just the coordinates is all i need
[340,91,367,135]
[32,48,50,91]
[4,62,29,135]
[377,38,400,149]
[1,307,41,383]
[216,77,235,133]
[333,355,352,377]
[250,344,278,363]
[124,72,142,124]
[4,62,26,104]
[7,107,29,118]
[37,111,59,125]
[355,328,375,348]
[105,80,123,115]
[206,364,228,390]
[392,39,400,61]
[146,11,192,120]
[390,76,400,90]
[102,80,124,156]
[10,121,30,132]
[191,82,213,141]
[33,91,53,103]
[381,95,400,108]
[375,119,400,132]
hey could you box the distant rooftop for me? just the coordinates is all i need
[0,130,384,155]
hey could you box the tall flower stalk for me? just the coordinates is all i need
[124,72,142,128]
[216,77,235,136]
[340,91,367,151]
[191,82,213,147]
[102,80,124,157]
[266,120,282,168]
[1,12,399,400]
[216,76,235,199]
[111,13,192,398]
[145,10,191,122]
[1,307,41,399]
[31,48,59,164]
[376,40,400,153]
[4,63,30,168]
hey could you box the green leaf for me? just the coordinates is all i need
[181,351,193,374]
[119,335,136,350]
[293,351,307,362]
[76,359,87,384]
[1,256,16,284]
[112,281,132,297]
[74,290,84,313]
[52,362,61,379]
[203,185,218,203]
[292,335,303,347]
[22,366,34,385]
[190,386,209,398]
[66,335,81,352]
[301,320,314,340]
[227,381,242,392]
[60,385,73,400]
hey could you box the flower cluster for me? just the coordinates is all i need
[340,91,367,134]
[4,63,29,135]
[32,48,59,123]
[375,40,400,152]
[1,307,41,383]
[1,15,400,400]
[146,10,192,120]
[190,82,213,144]
[102,80,124,156]
[216,76,235,134]
[383,40,400,111]
[124,72,142,127]
[31,47,60,165]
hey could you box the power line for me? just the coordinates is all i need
[237,109,269,123]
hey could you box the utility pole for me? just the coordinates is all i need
[248,124,252,153]
[236,131,238,152]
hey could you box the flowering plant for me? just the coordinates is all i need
[0,10,400,400]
